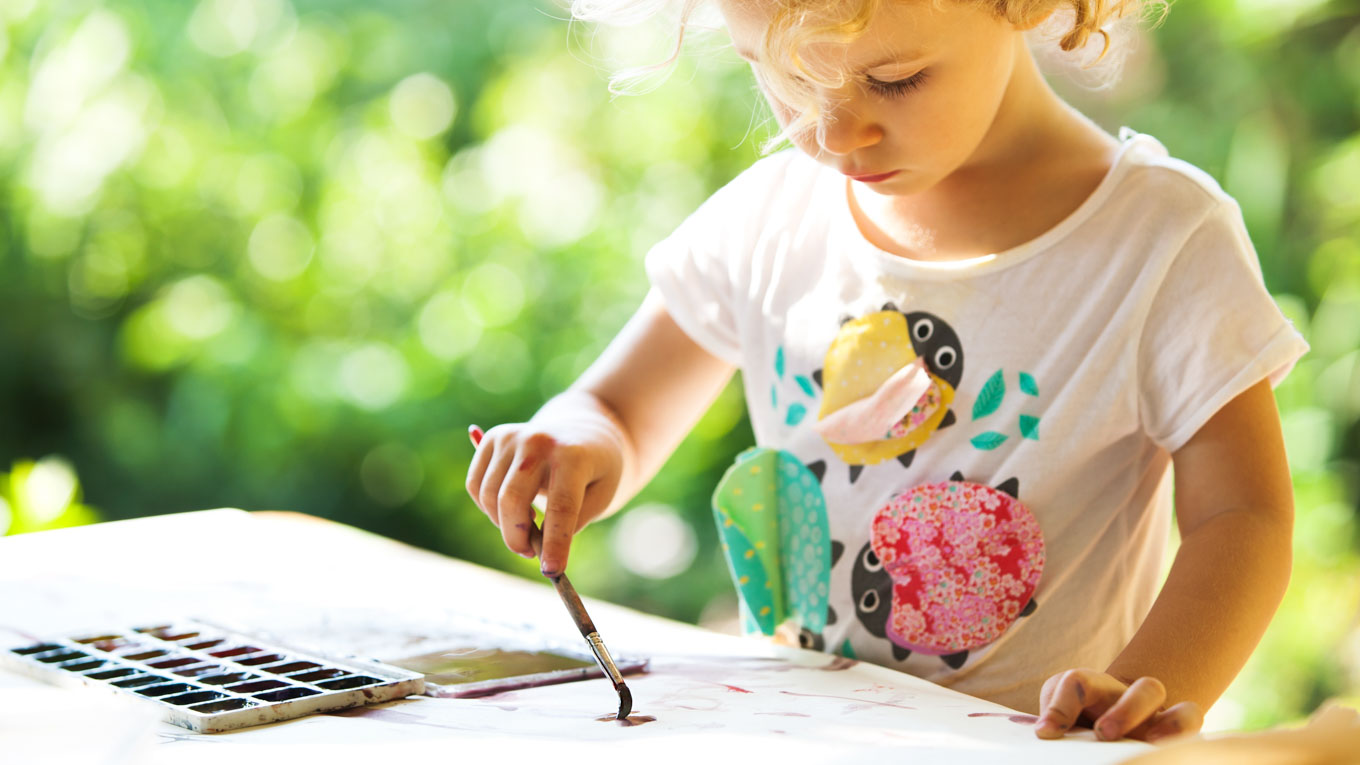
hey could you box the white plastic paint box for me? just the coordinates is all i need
[1,619,424,733]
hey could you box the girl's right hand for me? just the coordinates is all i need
[465,413,624,578]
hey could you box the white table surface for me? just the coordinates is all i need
[0,509,1152,764]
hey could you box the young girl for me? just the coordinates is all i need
[465,0,1307,744]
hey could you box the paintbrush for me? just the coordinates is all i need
[468,425,633,720]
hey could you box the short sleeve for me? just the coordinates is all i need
[1138,199,1309,452]
[643,154,797,368]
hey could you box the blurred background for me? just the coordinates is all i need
[1,0,1356,731]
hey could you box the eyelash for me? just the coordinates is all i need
[866,70,929,98]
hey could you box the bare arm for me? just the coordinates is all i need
[1108,377,1294,706]
[1037,378,1294,741]
[466,289,735,575]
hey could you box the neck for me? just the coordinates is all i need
[934,37,1066,195]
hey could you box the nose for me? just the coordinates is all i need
[816,97,883,156]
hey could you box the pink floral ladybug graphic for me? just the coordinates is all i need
[866,471,1043,669]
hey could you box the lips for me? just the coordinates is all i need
[846,170,900,183]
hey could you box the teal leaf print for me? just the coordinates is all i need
[786,403,808,426]
[795,375,816,397]
[1020,415,1040,440]
[770,384,778,409]
[972,370,1006,421]
[840,639,857,659]
[1019,372,1039,396]
[970,431,1009,450]
[775,346,786,379]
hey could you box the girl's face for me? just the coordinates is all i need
[719,0,1030,196]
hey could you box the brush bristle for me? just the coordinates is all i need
[616,683,633,720]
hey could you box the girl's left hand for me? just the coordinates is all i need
[1034,669,1204,743]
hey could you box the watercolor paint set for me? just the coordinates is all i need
[1,620,424,733]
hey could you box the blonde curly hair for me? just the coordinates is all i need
[571,0,1164,152]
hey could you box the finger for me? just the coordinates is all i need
[498,449,551,558]
[539,457,589,577]
[477,442,516,528]
[1038,672,1063,714]
[1092,676,1167,741]
[1035,669,1120,739]
[1140,701,1204,743]
[575,475,618,533]
[465,429,496,516]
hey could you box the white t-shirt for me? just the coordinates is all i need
[644,129,1309,713]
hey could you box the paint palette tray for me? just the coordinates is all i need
[0,620,424,733]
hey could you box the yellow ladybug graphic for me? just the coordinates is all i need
[812,305,963,483]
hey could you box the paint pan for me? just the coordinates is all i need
[389,645,648,698]
[0,619,424,733]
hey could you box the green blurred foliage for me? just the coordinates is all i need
[0,456,100,535]
[0,0,1356,730]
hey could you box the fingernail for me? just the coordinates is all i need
[1097,721,1118,740]
[540,560,559,577]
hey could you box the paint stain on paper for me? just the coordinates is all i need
[717,683,752,694]
[780,690,915,711]
[968,712,1038,725]
[596,714,657,727]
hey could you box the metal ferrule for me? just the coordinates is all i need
[587,632,624,685]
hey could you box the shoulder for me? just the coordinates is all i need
[713,149,832,206]
[1109,131,1238,223]
[674,149,839,243]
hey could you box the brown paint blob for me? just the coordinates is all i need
[968,712,1039,725]
[596,714,657,727]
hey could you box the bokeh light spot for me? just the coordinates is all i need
[339,343,408,410]
[390,72,456,140]
[418,290,483,362]
[462,262,524,328]
[164,275,236,340]
[16,457,78,524]
[611,503,697,579]
[466,331,530,395]
[188,0,289,58]
[360,442,425,507]
[248,213,314,281]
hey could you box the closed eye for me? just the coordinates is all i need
[867,70,929,98]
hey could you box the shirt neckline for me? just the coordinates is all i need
[833,128,1166,280]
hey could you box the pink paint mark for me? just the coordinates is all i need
[755,712,811,718]
[0,624,42,643]
[780,690,915,711]
[518,457,536,473]
[330,707,475,732]
[968,712,1040,725]
[468,425,484,446]
[718,683,753,694]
